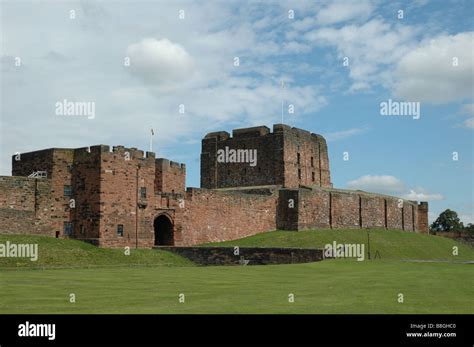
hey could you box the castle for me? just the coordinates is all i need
[0,124,429,247]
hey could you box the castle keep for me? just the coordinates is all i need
[0,124,429,247]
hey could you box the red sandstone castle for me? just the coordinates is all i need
[0,124,428,247]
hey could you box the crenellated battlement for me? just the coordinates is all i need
[203,124,326,145]
[156,158,186,171]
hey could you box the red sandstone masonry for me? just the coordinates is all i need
[297,189,330,229]
[155,159,185,194]
[0,176,53,235]
[201,124,332,190]
[177,188,278,245]
[0,123,429,247]
[281,187,422,232]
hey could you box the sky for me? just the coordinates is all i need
[1,0,473,224]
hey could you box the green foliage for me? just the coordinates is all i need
[430,209,464,232]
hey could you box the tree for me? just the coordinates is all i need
[430,209,464,233]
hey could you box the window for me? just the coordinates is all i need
[117,224,124,237]
[64,222,73,236]
[297,153,301,165]
[64,185,72,197]
[80,225,85,235]
[312,172,315,182]
[298,169,301,180]
[140,187,147,199]
[311,157,314,167]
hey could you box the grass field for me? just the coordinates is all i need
[203,229,474,261]
[1,231,473,314]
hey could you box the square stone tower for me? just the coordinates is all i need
[200,124,332,189]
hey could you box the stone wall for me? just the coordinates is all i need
[70,146,102,242]
[201,124,331,190]
[12,148,75,236]
[280,125,331,188]
[416,202,429,233]
[201,126,283,189]
[295,189,330,229]
[331,191,360,228]
[0,124,429,246]
[277,187,426,232]
[155,159,186,194]
[177,188,278,245]
[157,246,324,265]
[91,145,157,248]
[0,176,53,235]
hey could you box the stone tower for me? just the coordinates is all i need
[201,124,332,189]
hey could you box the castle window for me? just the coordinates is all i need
[64,185,72,197]
[63,222,73,236]
[297,153,301,165]
[80,225,85,235]
[312,172,315,182]
[117,224,124,237]
[298,169,301,180]
[140,187,147,199]
[311,157,314,167]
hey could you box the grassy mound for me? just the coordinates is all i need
[202,229,474,261]
[0,234,194,269]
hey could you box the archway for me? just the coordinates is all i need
[154,214,174,246]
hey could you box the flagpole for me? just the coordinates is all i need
[150,127,153,152]
[281,80,285,124]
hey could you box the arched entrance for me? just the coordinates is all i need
[154,214,174,246]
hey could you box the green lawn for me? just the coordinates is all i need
[1,260,473,313]
[0,231,473,314]
[203,229,474,261]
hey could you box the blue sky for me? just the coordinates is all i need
[1,0,473,224]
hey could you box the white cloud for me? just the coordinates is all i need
[316,1,374,26]
[402,189,444,201]
[324,127,369,141]
[305,19,419,92]
[393,32,474,103]
[347,175,406,194]
[0,1,330,176]
[126,38,194,84]
[464,118,474,129]
[459,103,474,129]
[347,175,443,201]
